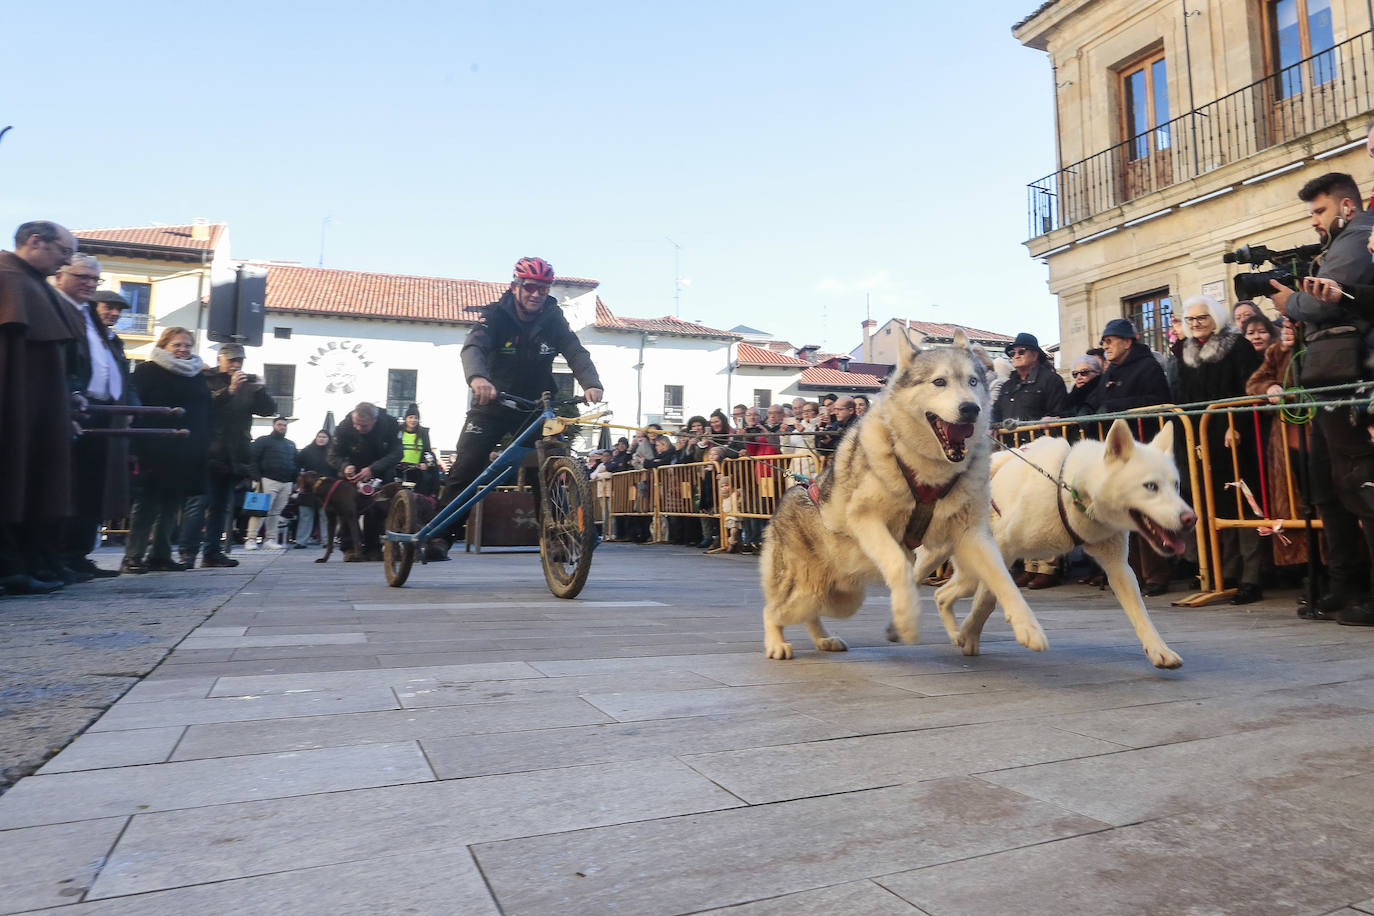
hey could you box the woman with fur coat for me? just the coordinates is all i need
[1174,295,1264,604]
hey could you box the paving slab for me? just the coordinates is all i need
[470,776,1105,916]
[691,880,928,915]
[38,726,185,774]
[0,816,126,912]
[86,686,401,731]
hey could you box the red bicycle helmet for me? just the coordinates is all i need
[513,256,555,283]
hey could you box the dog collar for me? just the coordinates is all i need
[1055,455,1089,547]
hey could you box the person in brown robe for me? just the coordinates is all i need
[1245,321,1314,569]
[0,221,83,593]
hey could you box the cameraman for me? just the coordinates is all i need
[1267,171,1374,625]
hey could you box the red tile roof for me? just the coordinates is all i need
[736,343,809,367]
[799,367,883,390]
[262,264,504,322]
[594,301,735,339]
[904,320,1014,343]
[75,223,226,251]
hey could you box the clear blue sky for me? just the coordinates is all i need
[3,0,1059,353]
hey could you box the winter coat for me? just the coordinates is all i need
[251,431,299,482]
[1089,342,1172,415]
[327,410,403,480]
[992,361,1067,423]
[130,352,211,496]
[1062,376,1101,417]
[204,371,277,478]
[296,442,335,479]
[460,291,602,400]
[1175,326,1264,520]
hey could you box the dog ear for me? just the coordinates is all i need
[1104,418,1136,465]
[969,343,993,371]
[952,328,970,349]
[896,325,921,373]
[1148,421,1174,453]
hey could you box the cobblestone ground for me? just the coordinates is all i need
[3,542,1374,915]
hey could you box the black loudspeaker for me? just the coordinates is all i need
[207,264,267,347]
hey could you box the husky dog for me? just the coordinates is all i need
[760,330,1049,660]
[931,419,1197,669]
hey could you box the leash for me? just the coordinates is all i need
[321,478,348,511]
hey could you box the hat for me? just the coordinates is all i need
[89,290,128,309]
[218,343,246,359]
[405,403,420,419]
[1100,318,1138,341]
[1005,332,1041,356]
[273,415,290,424]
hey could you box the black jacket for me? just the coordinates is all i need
[1062,376,1101,417]
[815,414,856,455]
[251,431,298,482]
[328,410,402,480]
[1088,343,1171,414]
[205,371,278,477]
[296,442,335,478]
[131,361,211,495]
[992,362,1067,423]
[460,291,602,400]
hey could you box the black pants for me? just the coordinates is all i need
[180,473,238,558]
[1309,409,1374,595]
[441,404,530,504]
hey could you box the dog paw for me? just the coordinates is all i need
[814,637,848,652]
[765,641,794,660]
[884,623,900,643]
[313,557,327,564]
[1147,646,1183,669]
[957,632,981,656]
[1013,620,1050,652]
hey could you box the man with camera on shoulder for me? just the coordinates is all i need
[1266,171,1374,625]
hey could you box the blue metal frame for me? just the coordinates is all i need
[383,394,562,547]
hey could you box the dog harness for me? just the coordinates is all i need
[893,455,959,549]
[320,478,349,511]
[1055,470,1087,547]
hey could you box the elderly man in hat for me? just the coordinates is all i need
[57,282,135,579]
[1087,318,1171,415]
[992,332,1066,425]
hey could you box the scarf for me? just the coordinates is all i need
[148,346,205,377]
[1181,326,1242,368]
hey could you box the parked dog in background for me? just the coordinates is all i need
[931,419,1197,668]
[760,329,1049,660]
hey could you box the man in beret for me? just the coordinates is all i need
[1088,317,1171,415]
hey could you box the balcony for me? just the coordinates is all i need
[1027,30,1374,240]
[113,312,155,337]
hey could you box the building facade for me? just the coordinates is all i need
[1016,0,1374,359]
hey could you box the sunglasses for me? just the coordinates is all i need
[1184,315,1212,324]
[1010,347,1032,357]
[1070,370,1096,378]
[519,282,550,294]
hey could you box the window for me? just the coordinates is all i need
[1124,289,1173,354]
[752,389,772,409]
[1270,0,1335,98]
[273,327,292,339]
[386,369,417,417]
[119,281,151,314]
[1120,50,1170,161]
[263,363,296,417]
[662,384,684,425]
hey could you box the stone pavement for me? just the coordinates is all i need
[3,542,1374,915]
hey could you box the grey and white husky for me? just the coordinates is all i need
[759,330,1048,660]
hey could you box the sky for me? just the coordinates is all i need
[2,0,1060,355]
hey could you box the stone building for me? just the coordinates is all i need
[1016,0,1374,358]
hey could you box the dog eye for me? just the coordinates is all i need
[1144,482,1158,492]
[969,376,980,387]
[933,378,947,387]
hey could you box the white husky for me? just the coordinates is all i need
[929,419,1197,669]
[760,330,1049,660]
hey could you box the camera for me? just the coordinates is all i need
[1223,243,1322,300]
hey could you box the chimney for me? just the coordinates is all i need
[191,217,210,241]
[837,355,852,372]
[861,318,876,362]
[797,344,820,364]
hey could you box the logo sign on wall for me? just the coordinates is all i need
[308,340,375,394]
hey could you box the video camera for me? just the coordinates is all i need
[1222,242,1323,300]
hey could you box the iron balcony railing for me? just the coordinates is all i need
[113,312,155,336]
[1027,30,1374,239]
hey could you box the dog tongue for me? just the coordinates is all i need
[1162,531,1187,555]
[945,423,975,448]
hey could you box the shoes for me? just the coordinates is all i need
[201,553,239,569]
[243,541,258,551]
[261,541,284,551]
[146,557,189,572]
[1078,573,1108,588]
[1012,570,1034,587]
[69,557,119,579]
[1026,573,1060,590]
[178,552,195,567]
[696,538,712,548]
[56,563,95,584]
[1142,581,1169,597]
[293,542,310,549]
[1337,602,1374,627]
[120,558,149,575]
[0,572,64,593]
[1230,583,1263,605]
[423,539,451,562]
